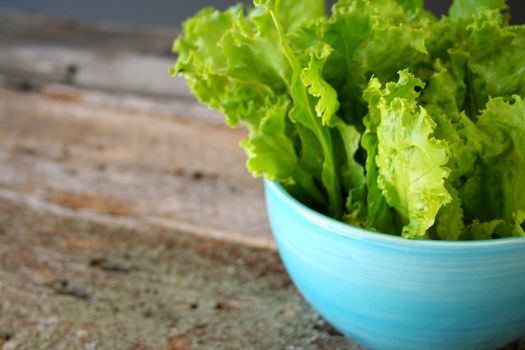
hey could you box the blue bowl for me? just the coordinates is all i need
[264,180,525,350]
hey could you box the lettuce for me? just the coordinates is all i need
[172,0,525,240]
[365,71,452,239]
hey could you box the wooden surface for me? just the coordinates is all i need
[0,10,186,98]
[0,10,344,350]
[0,10,523,350]
[0,194,357,350]
[0,86,272,249]
[0,10,272,249]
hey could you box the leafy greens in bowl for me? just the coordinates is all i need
[172,0,525,240]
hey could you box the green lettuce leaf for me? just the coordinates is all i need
[394,0,424,12]
[323,0,432,129]
[449,0,507,20]
[434,186,464,240]
[455,96,525,239]
[368,71,452,238]
[476,96,525,227]
[420,60,483,239]
[286,125,327,212]
[335,120,366,225]
[172,4,297,185]
[464,10,525,114]
[466,216,524,240]
[362,77,400,234]
[173,0,525,241]
[277,0,326,31]
[301,42,340,126]
[241,0,346,217]
[173,6,289,127]
[240,97,297,180]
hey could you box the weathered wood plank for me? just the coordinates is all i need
[0,44,189,99]
[0,190,522,349]
[0,10,177,54]
[0,194,357,350]
[0,86,273,249]
[2,11,523,350]
[0,10,191,99]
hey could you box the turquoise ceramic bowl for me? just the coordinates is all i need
[264,180,525,350]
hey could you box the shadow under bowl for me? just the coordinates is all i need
[264,180,525,350]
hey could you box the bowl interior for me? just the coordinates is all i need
[265,180,525,250]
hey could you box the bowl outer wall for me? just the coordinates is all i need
[264,180,525,350]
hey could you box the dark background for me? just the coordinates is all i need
[1,0,524,27]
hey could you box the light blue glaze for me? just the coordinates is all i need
[264,180,525,350]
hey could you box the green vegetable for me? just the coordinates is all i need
[172,0,525,240]
[365,71,452,239]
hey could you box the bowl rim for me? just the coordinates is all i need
[265,179,525,249]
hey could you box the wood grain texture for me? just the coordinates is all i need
[2,10,523,350]
[0,10,177,54]
[0,194,357,350]
[0,10,274,248]
[0,87,273,248]
[0,10,191,99]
